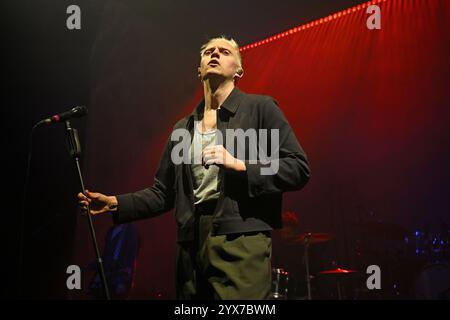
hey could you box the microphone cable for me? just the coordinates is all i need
[18,121,40,297]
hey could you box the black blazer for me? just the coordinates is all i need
[113,87,311,242]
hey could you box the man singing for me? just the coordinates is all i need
[78,36,310,299]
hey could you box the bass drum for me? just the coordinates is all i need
[414,263,450,300]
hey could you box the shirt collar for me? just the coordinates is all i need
[189,86,244,118]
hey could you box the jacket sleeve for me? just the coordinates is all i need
[244,97,311,198]
[112,135,176,224]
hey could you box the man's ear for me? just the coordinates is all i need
[197,67,202,80]
[234,67,244,80]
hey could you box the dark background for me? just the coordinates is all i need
[3,0,449,299]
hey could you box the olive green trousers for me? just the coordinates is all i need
[176,215,272,300]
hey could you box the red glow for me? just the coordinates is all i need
[236,0,450,255]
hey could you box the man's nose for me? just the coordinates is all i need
[211,48,220,58]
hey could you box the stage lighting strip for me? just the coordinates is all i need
[240,0,387,52]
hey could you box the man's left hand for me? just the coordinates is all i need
[202,145,246,172]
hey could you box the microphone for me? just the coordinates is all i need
[36,106,87,126]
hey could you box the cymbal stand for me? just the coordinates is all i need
[304,233,312,300]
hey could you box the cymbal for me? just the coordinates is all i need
[289,232,334,245]
[318,268,358,275]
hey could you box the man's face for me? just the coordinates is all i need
[198,39,242,82]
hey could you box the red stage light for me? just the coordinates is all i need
[241,0,390,50]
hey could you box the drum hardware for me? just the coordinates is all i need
[317,268,358,300]
[269,267,290,300]
[288,232,334,300]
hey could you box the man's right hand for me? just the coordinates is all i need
[77,190,118,215]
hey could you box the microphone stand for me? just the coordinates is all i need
[65,120,110,300]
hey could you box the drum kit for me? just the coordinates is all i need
[269,217,450,300]
[269,231,348,300]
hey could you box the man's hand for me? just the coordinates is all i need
[202,145,246,172]
[77,190,118,215]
